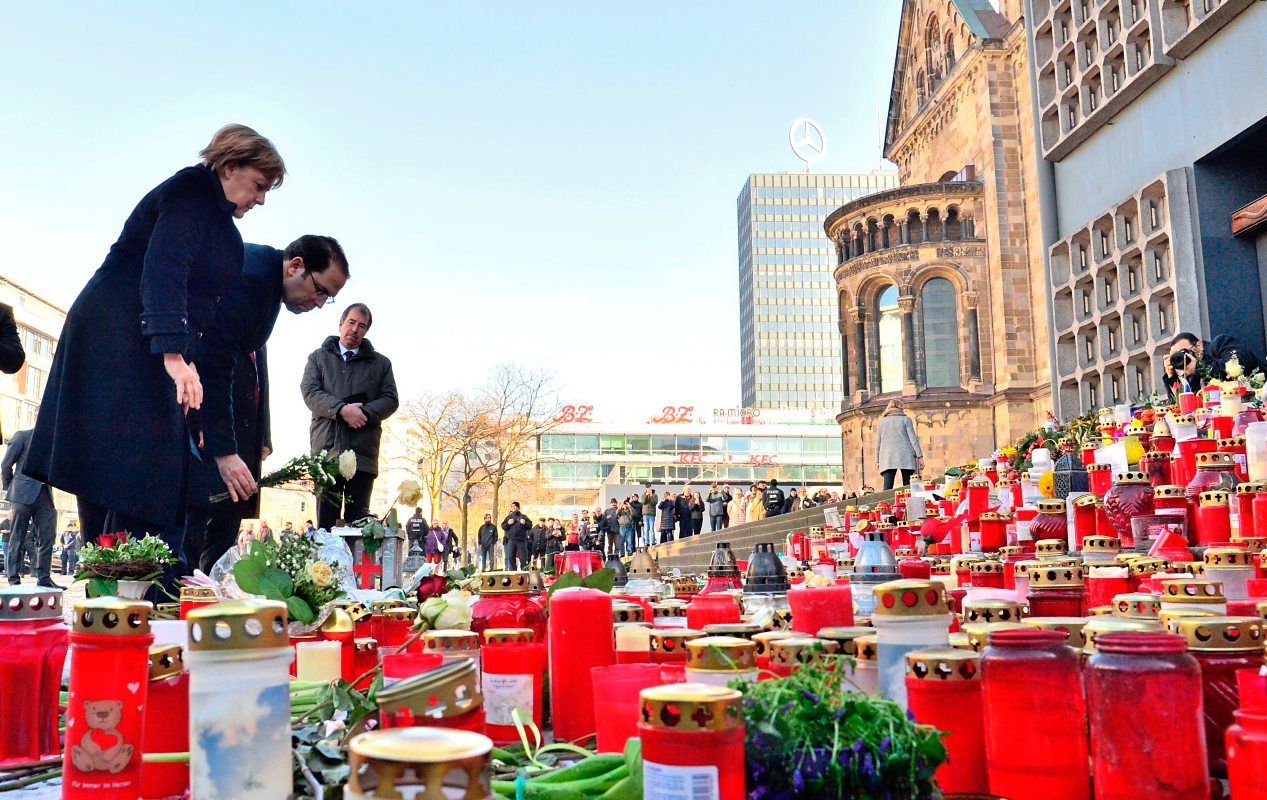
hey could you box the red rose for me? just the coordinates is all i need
[98,533,118,549]
[415,575,448,602]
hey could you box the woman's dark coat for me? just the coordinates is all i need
[26,165,244,527]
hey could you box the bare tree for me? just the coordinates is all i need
[468,363,561,526]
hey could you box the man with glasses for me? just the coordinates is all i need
[188,236,349,571]
[302,301,399,530]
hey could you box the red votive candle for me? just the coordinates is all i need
[1087,463,1113,497]
[1072,495,1097,549]
[1086,573,1134,609]
[471,571,548,642]
[638,685,745,800]
[1197,490,1233,547]
[964,479,991,520]
[63,597,155,800]
[999,546,1025,590]
[382,608,420,651]
[786,584,853,635]
[905,649,986,795]
[649,629,705,664]
[1227,709,1267,799]
[177,587,217,620]
[1237,483,1259,539]
[1174,615,1266,777]
[897,550,931,580]
[591,663,663,753]
[1085,632,1207,799]
[978,512,1007,552]
[482,642,546,745]
[0,586,68,767]
[981,628,1090,800]
[1027,565,1087,618]
[686,593,740,632]
[381,652,444,683]
[140,645,189,800]
[549,587,615,742]
[320,608,357,682]
[352,638,377,690]
[1140,451,1174,487]
[968,560,1005,589]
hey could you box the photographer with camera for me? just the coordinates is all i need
[1162,332,1263,397]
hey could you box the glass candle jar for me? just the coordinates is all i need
[766,636,841,678]
[548,587,615,742]
[968,560,1005,589]
[638,684,746,800]
[1087,566,1134,609]
[650,629,705,664]
[352,638,378,690]
[1071,495,1098,549]
[1085,632,1208,799]
[345,727,493,800]
[870,580,951,708]
[481,642,546,745]
[1227,709,1267,800]
[685,636,758,687]
[1174,615,1266,777]
[0,586,68,767]
[1159,579,1228,615]
[686,592,740,632]
[999,546,1026,589]
[786,583,854,635]
[897,550,932,580]
[1087,463,1113,497]
[905,648,987,795]
[1080,534,1121,566]
[1140,451,1175,487]
[1030,501,1069,548]
[961,599,1025,627]
[1197,490,1233,548]
[1034,537,1070,561]
[980,628,1091,800]
[1205,546,1255,601]
[1104,472,1155,543]
[177,586,218,620]
[1222,436,1249,482]
[1027,564,1088,618]
[965,479,992,520]
[614,622,653,664]
[1094,498,1118,539]
[377,658,485,732]
[63,597,154,800]
[1237,483,1261,539]
[186,600,291,800]
[140,645,189,800]
[1021,616,1089,648]
[1187,450,1240,506]
[381,607,419,652]
[471,571,547,642]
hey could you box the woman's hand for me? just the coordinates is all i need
[917,458,926,472]
[163,353,202,412]
[215,454,258,502]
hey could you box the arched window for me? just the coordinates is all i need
[945,31,956,70]
[922,278,960,387]
[877,285,904,393]
[916,70,928,106]
[925,15,943,88]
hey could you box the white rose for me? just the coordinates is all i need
[338,450,358,481]
[305,561,336,588]
[418,590,472,631]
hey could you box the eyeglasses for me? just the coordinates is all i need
[307,272,337,303]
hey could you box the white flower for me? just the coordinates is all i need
[305,561,336,588]
[418,590,472,631]
[338,450,358,481]
[1225,356,1244,379]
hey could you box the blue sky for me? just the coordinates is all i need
[1,2,900,463]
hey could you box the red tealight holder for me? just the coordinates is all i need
[482,643,546,745]
[559,550,603,578]
[471,572,547,642]
[592,663,664,753]
[1139,451,1174,487]
[352,638,378,690]
[178,587,218,620]
[381,652,444,683]
[549,588,615,742]
[1087,464,1113,497]
[978,513,1007,552]
[906,649,986,795]
[0,587,68,767]
[786,584,853,635]
[686,593,740,631]
[140,645,189,800]
[1227,709,1267,799]
[1176,438,1218,492]
[638,685,746,800]
[1086,574,1133,609]
[381,608,420,652]
[1178,392,1200,415]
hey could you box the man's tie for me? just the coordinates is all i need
[343,350,353,364]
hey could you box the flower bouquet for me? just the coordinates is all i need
[351,478,423,556]
[75,533,175,598]
[209,449,357,504]
[232,531,345,625]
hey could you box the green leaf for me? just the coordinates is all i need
[87,577,117,598]
[234,556,265,595]
[384,507,399,533]
[259,567,294,601]
[546,571,582,597]
[580,568,615,594]
[287,595,315,625]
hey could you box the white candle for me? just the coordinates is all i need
[615,624,651,653]
[295,641,341,682]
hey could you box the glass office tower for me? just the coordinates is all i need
[738,171,898,413]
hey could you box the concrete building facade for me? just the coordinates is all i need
[827,0,1052,487]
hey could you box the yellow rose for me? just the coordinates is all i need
[305,561,335,588]
[1225,357,1243,379]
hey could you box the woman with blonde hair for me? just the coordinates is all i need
[875,399,924,490]
[27,124,285,587]
[747,485,767,522]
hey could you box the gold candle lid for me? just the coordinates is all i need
[1128,557,1173,577]
[1219,436,1247,448]
[1181,562,1207,576]
[1035,539,1070,556]
[340,601,371,624]
[1237,483,1262,496]
[1036,500,1067,514]
[979,512,1002,522]
[354,637,378,652]
[962,599,1025,625]
[370,598,408,613]
[702,622,764,639]
[1172,616,1265,652]
[836,557,856,571]
[1232,535,1267,551]
[423,630,479,653]
[1256,600,1267,622]
[999,546,1024,557]
[0,586,65,622]
[1073,494,1099,509]
[649,628,705,657]
[1113,472,1151,485]
[321,608,356,634]
[377,658,481,719]
[179,587,217,602]
[612,603,647,624]
[1111,593,1162,619]
[1029,564,1086,588]
[651,602,687,618]
[1160,608,1220,631]
[768,636,842,668]
[1115,553,1144,566]
[482,627,534,645]
[1083,617,1164,652]
[967,479,991,488]
[948,631,972,650]
[347,727,492,799]
[770,609,794,630]
[816,626,877,656]
[685,636,757,671]
[1200,490,1231,507]
[1081,535,1121,552]
[1196,451,1236,468]
[1088,606,1115,616]
[384,606,419,622]
[1014,559,1047,578]
[962,622,1029,652]
[872,580,948,617]
[751,629,798,656]
[905,648,980,681]
[1204,547,1253,568]
[639,684,743,732]
[1086,463,1112,473]
[478,571,532,594]
[1159,579,1226,605]
[187,599,285,651]
[855,634,878,661]
[969,561,1004,575]
[75,596,153,637]
[147,644,184,681]
[1021,617,1089,647]
[1154,485,1186,499]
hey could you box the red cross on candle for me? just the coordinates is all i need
[353,550,382,590]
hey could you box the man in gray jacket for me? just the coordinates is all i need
[3,428,57,587]
[301,303,399,530]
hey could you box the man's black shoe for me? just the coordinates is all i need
[36,578,59,589]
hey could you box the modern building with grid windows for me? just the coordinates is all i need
[738,171,898,414]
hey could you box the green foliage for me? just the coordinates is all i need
[739,656,946,799]
[232,534,343,625]
[546,568,615,599]
[291,674,382,799]
[75,533,174,583]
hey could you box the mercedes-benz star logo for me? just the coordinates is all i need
[788,117,827,170]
